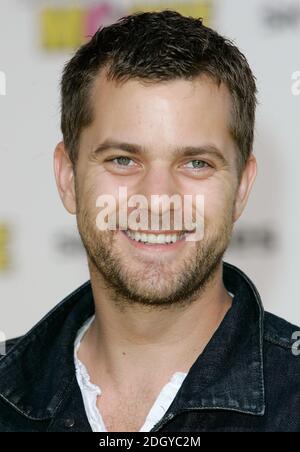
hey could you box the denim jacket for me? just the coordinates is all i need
[0,261,299,432]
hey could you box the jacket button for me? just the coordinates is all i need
[64,418,75,428]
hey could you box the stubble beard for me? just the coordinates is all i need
[75,195,234,311]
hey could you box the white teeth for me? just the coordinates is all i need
[124,230,185,244]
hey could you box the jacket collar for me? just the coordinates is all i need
[172,262,265,417]
[0,261,265,420]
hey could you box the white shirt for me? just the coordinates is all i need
[74,315,187,432]
[74,291,234,432]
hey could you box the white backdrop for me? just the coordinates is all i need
[1,0,300,339]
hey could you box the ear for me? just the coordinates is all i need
[233,153,257,222]
[53,141,76,214]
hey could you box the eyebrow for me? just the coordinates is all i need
[92,139,228,166]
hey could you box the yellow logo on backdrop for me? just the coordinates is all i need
[41,8,85,50]
[129,1,211,23]
[0,225,9,271]
[41,1,212,50]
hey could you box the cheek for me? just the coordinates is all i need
[79,172,130,232]
[78,169,114,211]
[86,167,131,200]
[200,183,236,224]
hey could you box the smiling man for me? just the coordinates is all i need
[0,10,299,432]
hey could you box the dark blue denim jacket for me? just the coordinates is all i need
[0,261,299,432]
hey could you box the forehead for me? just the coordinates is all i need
[81,70,234,156]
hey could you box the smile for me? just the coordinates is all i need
[122,229,189,245]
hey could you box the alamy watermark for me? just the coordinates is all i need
[95,186,205,241]
[0,331,6,356]
[0,70,6,96]
[292,331,300,356]
[291,71,300,96]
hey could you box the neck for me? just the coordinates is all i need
[77,259,232,389]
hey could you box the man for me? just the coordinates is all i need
[0,10,299,432]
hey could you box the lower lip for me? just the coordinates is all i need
[121,230,188,251]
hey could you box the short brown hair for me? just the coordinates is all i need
[60,10,257,177]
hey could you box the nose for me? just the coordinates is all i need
[134,163,183,230]
[138,163,178,199]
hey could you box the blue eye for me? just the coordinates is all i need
[185,160,210,170]
[111,156,134,166]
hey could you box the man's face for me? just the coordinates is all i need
[70,72,251,308]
